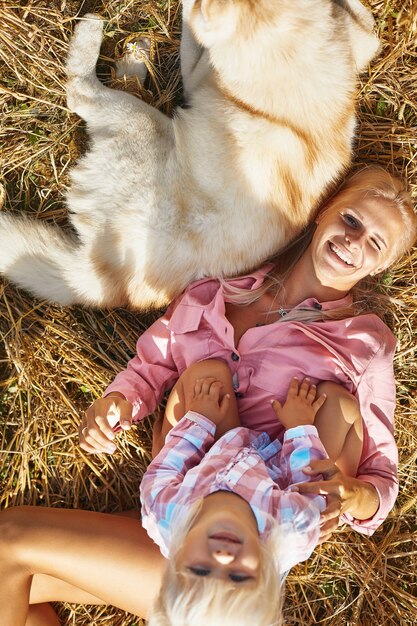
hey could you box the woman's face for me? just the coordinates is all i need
[310,192,402,291]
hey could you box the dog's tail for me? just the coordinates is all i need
[0,214,108,306]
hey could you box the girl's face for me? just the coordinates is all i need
[176,494,260,585]
[310,193,402,291]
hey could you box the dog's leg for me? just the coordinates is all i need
[180,4,209,97]
[66,14,168,129]
[0,214,127,307]
[115,37,151,83]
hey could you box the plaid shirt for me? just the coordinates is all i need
[141,412,328,571]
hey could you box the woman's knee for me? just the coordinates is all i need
[317,381,354,398]
[317,382,360,425]
[181,359,233,386]
[0,506,31,563]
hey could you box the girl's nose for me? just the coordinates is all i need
[212,550,235,565]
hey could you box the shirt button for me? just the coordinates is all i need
[235,392,244,398]
[231,352,239,361]
[314,302,322,310]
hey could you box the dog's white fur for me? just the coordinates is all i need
[0,0,379,308]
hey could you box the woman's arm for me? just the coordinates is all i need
[348,340,398,532]
[104,306,181,420]
[79,302,183,454]
[295,459,380,521]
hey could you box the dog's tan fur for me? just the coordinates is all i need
[0,1,379,309]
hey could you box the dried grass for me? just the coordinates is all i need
[0,1,416,624]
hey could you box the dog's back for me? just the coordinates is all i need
[0,1,379,309]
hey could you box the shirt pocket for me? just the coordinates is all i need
[168,303,205,333]
[253,345,354,399]
[167,304,212,372]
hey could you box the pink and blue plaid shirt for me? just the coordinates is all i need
[141,412,328,571]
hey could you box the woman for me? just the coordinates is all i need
[0,166,415,626]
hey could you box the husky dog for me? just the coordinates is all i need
[0,1,379,309]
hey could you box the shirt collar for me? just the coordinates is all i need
[295,293,353,312]
[226,264,275,291]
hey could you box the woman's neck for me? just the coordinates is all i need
[279,255,351,307]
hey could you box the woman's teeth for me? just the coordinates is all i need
[329,242,354,266]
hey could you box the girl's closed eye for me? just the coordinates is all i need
[188,566,211,577]
[229,572,254,583]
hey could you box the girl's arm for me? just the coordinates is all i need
[140,412,216,555]
[269,426,330,572]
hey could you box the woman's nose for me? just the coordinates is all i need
[345,231,362,247]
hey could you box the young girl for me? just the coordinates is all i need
[141,359,330,626]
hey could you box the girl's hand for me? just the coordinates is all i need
[79,393,133,454]
[188,377,230,426]
[272,377,326,429]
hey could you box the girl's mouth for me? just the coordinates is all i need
[209,533,242,544]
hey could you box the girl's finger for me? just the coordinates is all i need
[312,393,327,412]
[287,377,299,397]
[306,384,317,402]
[271,399,282,417]
[219,392,230,418]
[299,377,310,397]
[208,380,223,400]
[193,378,203,396]
[200,377,216,395]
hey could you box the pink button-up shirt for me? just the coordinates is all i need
[106,266,398,535]
[141,412,327,571]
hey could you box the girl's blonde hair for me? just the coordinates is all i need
[222,166,417,324]
[147,500,284,626]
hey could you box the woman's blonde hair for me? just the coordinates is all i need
[147,501,284,626]
[222,166,417,323]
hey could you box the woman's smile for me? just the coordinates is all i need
[328,241,356,267]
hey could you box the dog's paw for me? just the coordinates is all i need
[74,13,104,46]
[115,37,151,83]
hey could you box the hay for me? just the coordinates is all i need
[0,1,416,624]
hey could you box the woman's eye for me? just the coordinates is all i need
[342,213,360,228]
[189,566,211,577]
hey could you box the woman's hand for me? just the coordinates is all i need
[79,392,133,454]
[317,494,342,544]
[292,458,380,538]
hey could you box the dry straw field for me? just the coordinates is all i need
[0,1,416,624]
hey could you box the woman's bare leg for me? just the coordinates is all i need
[315,381,363,477]
[26,603,60,626]
[152,359,240,457]
[0,506,165,626]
